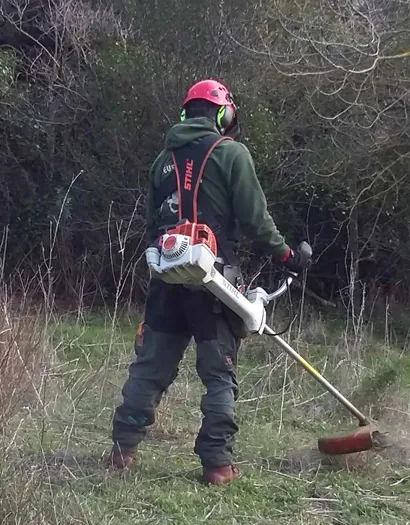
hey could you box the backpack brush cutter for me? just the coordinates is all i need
[146,220,390,456]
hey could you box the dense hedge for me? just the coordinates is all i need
[0,0,409,309]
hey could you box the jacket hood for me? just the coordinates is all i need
[164,117,220,149]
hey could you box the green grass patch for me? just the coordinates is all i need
[1,316,410,524]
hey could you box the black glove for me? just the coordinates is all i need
[282,241,313,274]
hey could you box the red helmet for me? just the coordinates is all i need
[181,79,239,137]
[182,79,235,110]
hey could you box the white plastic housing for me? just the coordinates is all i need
[145,236,268,333]
[146,235,217,285]
[204,269,267,334]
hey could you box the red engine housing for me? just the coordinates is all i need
[160,220,218,256]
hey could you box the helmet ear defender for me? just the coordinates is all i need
[216,105,234,130]
[180,104,234,130]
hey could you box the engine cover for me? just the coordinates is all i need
[146,234,216,285]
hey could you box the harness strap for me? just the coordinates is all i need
[154,134,239,265]
[171,135,227,222]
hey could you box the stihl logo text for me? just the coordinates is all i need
[184,159,194,190]
[222,278,240,299]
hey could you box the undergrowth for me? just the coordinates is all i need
[0,305,409,525]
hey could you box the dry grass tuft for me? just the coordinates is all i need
[0,291,47,429]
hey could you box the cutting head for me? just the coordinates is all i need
[318,423,390,455]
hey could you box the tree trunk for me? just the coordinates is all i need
[348,170,361,321]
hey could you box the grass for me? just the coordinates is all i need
[1,311,410,525]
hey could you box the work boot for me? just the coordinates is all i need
[107,445,136,469]
[202,465,240,485]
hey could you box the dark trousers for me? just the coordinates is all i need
[112,279,241,468]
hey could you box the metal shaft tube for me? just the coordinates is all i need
[264,325,369,426]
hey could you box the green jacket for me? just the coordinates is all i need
[146,117,290,260]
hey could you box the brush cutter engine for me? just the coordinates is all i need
[146,221,218,284]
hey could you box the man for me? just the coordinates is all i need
[109,79,311,485]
